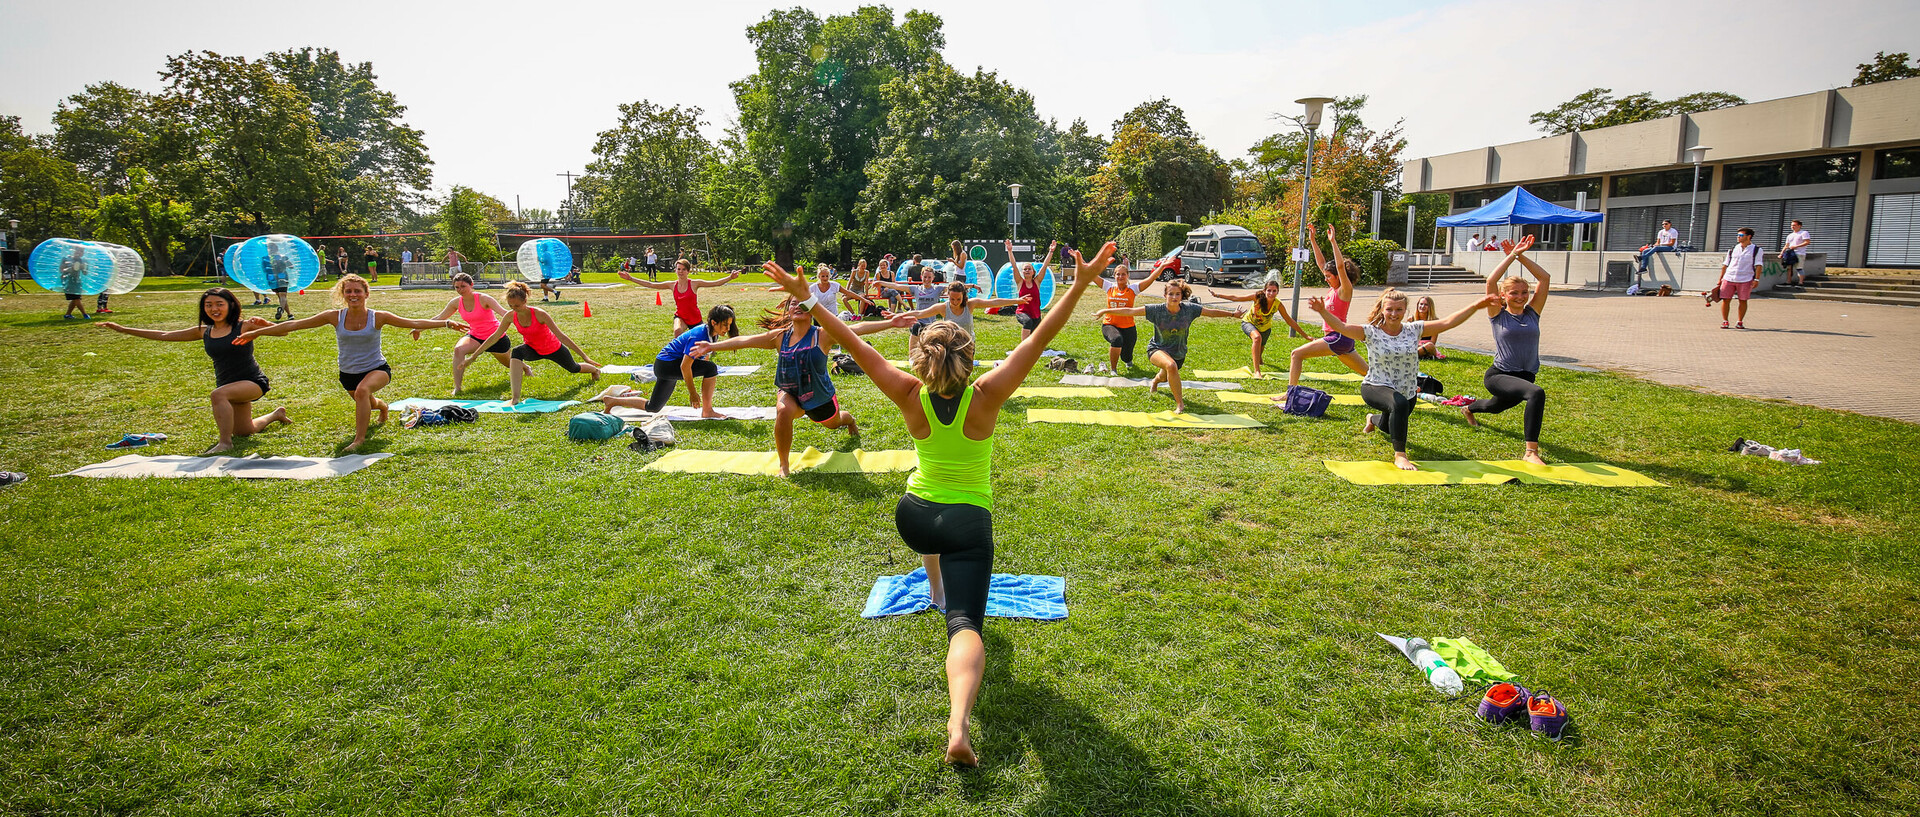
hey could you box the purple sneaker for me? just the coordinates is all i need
[1528,692,1569,739]
[1477,682,1530,724]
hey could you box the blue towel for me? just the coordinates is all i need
[387,397,579,414]
[860,567,1068,621]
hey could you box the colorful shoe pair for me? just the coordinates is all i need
[1477,682,1569,739]
[105,432,168,450]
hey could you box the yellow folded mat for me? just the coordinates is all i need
[1214,391,1434,409]
[1026,409,1267,428]
[1193,367,1363,382]
[1323,459,1666,486]
[1011,386,1115,398]
[644,447,918,475]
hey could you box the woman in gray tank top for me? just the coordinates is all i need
[1462,236,1552,465]
[242,273,469,451]
[895,281,1024,355]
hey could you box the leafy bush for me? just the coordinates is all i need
[1115,221,1189,263]
[1341,238,1401,286]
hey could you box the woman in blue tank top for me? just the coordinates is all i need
[242,274,468,451]
[692,296,911,475]
[1462,236,1553,465]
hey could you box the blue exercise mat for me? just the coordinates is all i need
[387,397,580,414]
[861,566,1068,620]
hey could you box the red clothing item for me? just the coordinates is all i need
[512,308,560,355]
[672,280,701,327]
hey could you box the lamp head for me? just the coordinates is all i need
[1008,183,1022,201]
[1686,145,1712,164]
[1296,96,1335,129]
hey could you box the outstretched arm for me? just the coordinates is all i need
[623,275,675,290]
[94,322,202,342]
[539,311,595,365]
[968,296,1023,311]
[695,271,740,288]
[973,242,1119,404]
[693,331,781,357]
[1514,248,1551,314]
[239,309,337,342]
[1093,306,1147,320]
[762,261,922,406]
[1136,259,1167,289]
[378,311,466,333]
[1208,289,1256,302]
[1425,295,1502,337]
[1326,226,1353,300]
[1307,297,1364,340]
[1199,306,1246,319]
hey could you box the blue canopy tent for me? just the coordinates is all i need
[1437,186,1604,228]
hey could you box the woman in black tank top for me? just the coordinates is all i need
[96,287,292,454]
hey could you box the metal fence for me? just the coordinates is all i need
[399,262,523,289]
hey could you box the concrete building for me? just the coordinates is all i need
[1402,76,1920,270]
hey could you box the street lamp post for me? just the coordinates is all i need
[774,221,795,270]
[1288,96,1334,335]
[1685,145,1711,252]
[1008,184,1022,242]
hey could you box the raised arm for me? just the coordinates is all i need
[1307,297,1363,340]
[94,322,203,342]
[377,311,466,333]
[1308,225,1329,276]
[1208,289,1257,303]
[1136,259,1167,290]
[239,309,337,342]
[762,261,922,406]
[1483,235,1534,317]
[1513,244,1550,314]
[973,242,1119,404]
[1326,226,1353,300]
[1425,295,1501,337]
[695,271,740,289]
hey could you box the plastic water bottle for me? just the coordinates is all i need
[1405,637,1464,696]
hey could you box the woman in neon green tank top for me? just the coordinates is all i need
[760,240,1119,768]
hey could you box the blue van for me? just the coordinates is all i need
[1180,225,1268,286]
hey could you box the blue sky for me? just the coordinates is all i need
[1,0,1914,214]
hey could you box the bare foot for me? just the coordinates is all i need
[846,417,860,437]
[777,463,791,478]
[1461,407,1479,427]
[344,438,365,453]
[204,441,234,455]
[1172,401,1185,415]
[1394,453,1418,471]
[1148,378,1160,395]
[700,410,724,419]
[1362,414,1378,435]
[1523,450,1547,466]
[267,407,291,427]
[946,720,978,768]
[375,404,388,425]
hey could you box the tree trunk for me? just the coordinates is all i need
[776,240,794,271]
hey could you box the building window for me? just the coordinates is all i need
[1565,177,1602,199]
[1875,147,1920,180]
[1723,161,1787,190]
[1788,154,1858,185]
[1611,173,1659,197]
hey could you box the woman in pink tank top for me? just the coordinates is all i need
[422,271,512,394]
[464,281,603,405]
[618,257,742,333]
[1287,225,1369,387]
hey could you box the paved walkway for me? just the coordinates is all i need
[1353,284,1920,423]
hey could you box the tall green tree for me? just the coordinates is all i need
[856,64,1048,253]
[700,131,773,265]
[731,5,945,264]
[585,101,712,235]
[435,186,498,262]
[1038,118,1110,252]
[155,51,349,236]
[0,145,98,245]
[1529,87,1745,134]
[1085,99,1230,235]
[92,168,194,275]
[1853,51,1920,85]
[266,48,431,233]
[51,84,199,274]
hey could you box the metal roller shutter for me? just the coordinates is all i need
[1605,206,1655,251]
[1653,204,1709,250]
[1782,197,1853,266]
[1868,193,1920,267]
[1717,200,1784,250]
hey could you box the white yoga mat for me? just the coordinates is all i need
[57,453,393,480]
[609,405,777,422]
[1057,374,1240,391]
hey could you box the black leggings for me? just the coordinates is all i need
[1102,324,1138,364]
[1361,383,1415,453]
[646,358,718,411]
[1468,368,1546,443]
[895,494,994,639]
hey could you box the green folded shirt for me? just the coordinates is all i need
[1432,637,1518,683]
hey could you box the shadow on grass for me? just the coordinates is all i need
[961,629,1244,815]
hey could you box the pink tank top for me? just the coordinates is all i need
[458,293,498,339]
[1327,288,1352,321]
[512,308,560,355]
[673,280,701,326]
[1018,278,1041,319]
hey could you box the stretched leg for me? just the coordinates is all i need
[1248,331,1265,374]
[774,392,801,477]
[509,360,528,404]
[277,292,292,318]
[1334,351,1368,377]
[346,369,392,452]
[1361,383,1416,470]
[699,377,720,418]
[895,497,994,767]
[643,373,679,413]
[1289,337,1333,387]
[451,336,481,394]
[1151,350,1184,414]
[207,381,266,453]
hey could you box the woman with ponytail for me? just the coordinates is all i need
[758,240,1119,768]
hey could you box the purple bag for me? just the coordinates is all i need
[1283,385,1331,418]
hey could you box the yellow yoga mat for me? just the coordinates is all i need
[1214,391,1434,409]
[1012,386,1115,398]
[1193,367,1363,382]
[1026,409,1267,429]
[1323,460,1666,486]
[644,447,918,475]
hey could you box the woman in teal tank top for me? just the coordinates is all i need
[760,240,1119,768]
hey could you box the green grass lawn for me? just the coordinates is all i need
[1,283,1915,816]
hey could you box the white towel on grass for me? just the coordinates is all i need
[609,405,777,422]
[57,453,393,480]
[604,364,762,381]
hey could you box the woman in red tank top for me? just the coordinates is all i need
[463,281,603,405]
[420,271,512,395]
[618,258,742,333]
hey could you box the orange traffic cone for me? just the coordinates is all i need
[298,289,305,295]
[583,300,593,318]
[654,291,663,306]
